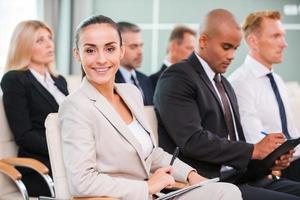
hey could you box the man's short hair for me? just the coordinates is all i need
[117,21,140,33]
[169,25,196,44]
[242,10,281,38]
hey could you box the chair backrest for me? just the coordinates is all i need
[0,94,22,196]
[65,75,82,94]
[289,98,300,132]
[143,106,158,145]
[44,113,71,199]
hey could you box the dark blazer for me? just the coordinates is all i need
[115,69,154,105]
[1,70,68,170]
[154,53,253,178]
[149,64,167,90]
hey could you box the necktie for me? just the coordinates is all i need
[213,74,236,141]
[130,74,145,101]
[267,73,291,139]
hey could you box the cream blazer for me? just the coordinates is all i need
[58,78,194,200]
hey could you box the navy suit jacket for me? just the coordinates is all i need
[154,53,253,178]
[149,64,167,90]
[115,69,154,105]
[1,70,68,171]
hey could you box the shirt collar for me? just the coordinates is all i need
[244,55,273,78]
[194,52,216,82]
[119,66,137,83]
[29,68,53,83]
[163,59,172,67]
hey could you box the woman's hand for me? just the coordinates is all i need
[187,171,207,185]
[147,166,175,195]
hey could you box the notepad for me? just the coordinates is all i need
[262,137,300,168]
[156,177,219,200]
[222,137,300,184]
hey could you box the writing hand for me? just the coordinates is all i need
[147,166,175,195]
[252,133,285,160]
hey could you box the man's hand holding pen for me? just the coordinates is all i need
[254,132,295,173]
[252,133,285,160]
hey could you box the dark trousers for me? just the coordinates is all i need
[18,167,52,197]
[239,178,300,200]
[282,158,300,182]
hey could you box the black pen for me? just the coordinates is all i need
[170,147,180,166]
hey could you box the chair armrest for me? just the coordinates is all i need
[0,160,30,200]
[72,197,119,200]
[0,160,22,181]
[2,157,49,174]
[2,157,55,197]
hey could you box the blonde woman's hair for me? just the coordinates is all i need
[5,20,57,75]
[242,10,281,38]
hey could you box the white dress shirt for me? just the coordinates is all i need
[29,68,66,105]
[163,59,172,67]
[119,66,137,84]
[127,117,154,160]
[229,55,300,159]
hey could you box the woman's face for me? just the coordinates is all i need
[74,23,124,87]
[30,28,55,67]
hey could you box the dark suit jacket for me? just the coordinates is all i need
[154,53,253,178]
[149,64,167,90]
[1,70,68,171]
[115,69,154,105]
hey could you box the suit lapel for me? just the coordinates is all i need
[188,53,223,109]
[161,64,167,72]
[116,85,156,172]
[27,71,58,109]
[115,70,126,83]
[187,53,246,141]
[81,79,150,173]
[52,75,68,96]
[116,86,155,145]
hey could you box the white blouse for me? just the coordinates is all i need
[127,118,153,160]
[29,68,66,105]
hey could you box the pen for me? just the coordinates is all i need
[261,131,268,136]
[170,147,180,166]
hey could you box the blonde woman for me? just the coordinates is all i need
[1,20,68,196]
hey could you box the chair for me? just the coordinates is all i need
[290,98,300,132]
[0,160,28,200]
[144,106,159,146]
[143,106,187,189]
[0,94,55,200]
[44,113,118,200]
[65,75,82,94]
